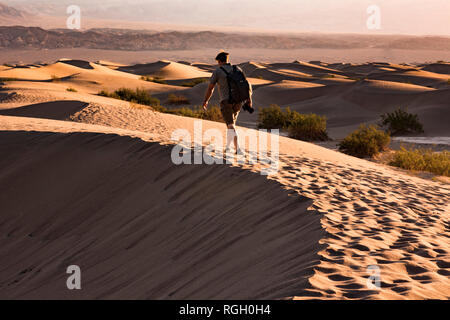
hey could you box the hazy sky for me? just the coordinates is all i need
[7,0,450,35]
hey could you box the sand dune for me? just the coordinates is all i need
[0,58,449,300]
[0,100,88,120]
[0,62,83,81]
[0,128,324,299]
[330,62,419,75]
[0,110,448,300]
[0,61,185,95]
[252,78,433,111]
[252,80,328,106]
[283,80,448,138]
[249,67,312,82]
[95,60,128,68]
[190,62,217,72]
[237,61,268,75]
[2,59,448,139]
[58,59,95,70]
[420,62,450,75]
[246,64,352,85]
[367,69,449,89]
[117,60,211,80]
[271,61,344,77]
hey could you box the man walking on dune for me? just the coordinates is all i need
[202,52,253,155]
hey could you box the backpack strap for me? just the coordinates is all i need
[220,66,233,103]
[220,66,230,75]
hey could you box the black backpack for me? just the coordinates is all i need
[220,65,251,104]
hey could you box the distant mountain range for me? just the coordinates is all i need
[1,2,449,51]
[0,2,30,24]
[1,26,450,51]
[4,0,450,35]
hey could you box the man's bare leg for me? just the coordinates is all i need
[226,124,241,154]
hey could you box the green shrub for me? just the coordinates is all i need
[66,87,77,92]
[165,107,196,117]
[98,90,110,97]
[200,106,223,122]
[140,76,167,84]
[180,78,209,87]
[0,77,18,82]
[166,106,223,123]
[98,88,223,122]
[167,93,190,105]
[288,113,329,141]
[339,124,390,158]
[98,88,160,107]
[380,108,424,135]
[258,105,328,141]
[389,148,450,177]
[257,104,288,129]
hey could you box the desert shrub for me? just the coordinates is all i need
[98,90,110,97]
[380,108,424,135]
[180,78,209,87]
[167,93,190,105]
[258,105,328,141]
[98,88,222,122]
[51,75,61,82]
[288,113,329,141]
[165,107,196,117]
[140,76,167,84]
[339,124,390,158]
[0,77,18,82]
[257,104,288,129]
[283,107,303,128]
[98,88,160,107]
[200,106,223,122]
[66,87,77,92]
[389,148,450,177]
[128,102,154,110]
[166,106,223,123]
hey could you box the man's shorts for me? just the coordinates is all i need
[220,100,242,126]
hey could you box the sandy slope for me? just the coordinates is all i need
[117,60,211,80]
[0,59,449,299]
[0,124,323,299]
[250,77,449,138]
[421,62,450,75]
[0,60,183,95]
[367,69,450,89]
[1,58,448,138]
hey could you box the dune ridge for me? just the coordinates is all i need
[0,129,323,299]
[0,57,449,300]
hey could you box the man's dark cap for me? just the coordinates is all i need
[215,52,229,63]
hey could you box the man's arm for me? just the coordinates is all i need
[247,81,253,107]
[202,83,215,110]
